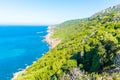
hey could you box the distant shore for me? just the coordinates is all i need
[45,25,61,48]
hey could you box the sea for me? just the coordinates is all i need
[0,25,49,80]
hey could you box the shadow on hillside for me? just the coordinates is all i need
[70,41,118,73]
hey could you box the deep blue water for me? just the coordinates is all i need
[0,26,49,80]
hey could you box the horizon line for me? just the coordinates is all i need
[0,24,49,26]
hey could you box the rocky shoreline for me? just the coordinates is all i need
[44,25,61,48]
[12,25,61,80]
[11,66,29,80]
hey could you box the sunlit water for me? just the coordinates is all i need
[0,26,49,80]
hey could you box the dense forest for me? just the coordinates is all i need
[15,4,120,80]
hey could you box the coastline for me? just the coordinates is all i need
[12,25,61,80]
[11,66,29,80]
[44,25,61,48]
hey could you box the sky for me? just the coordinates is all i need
[0,0,120,25]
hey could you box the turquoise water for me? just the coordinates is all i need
[0,26,49,80]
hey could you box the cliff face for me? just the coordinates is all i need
[15,4,120,80]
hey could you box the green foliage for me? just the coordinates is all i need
[62,60,77,72]
[15,5,120,80]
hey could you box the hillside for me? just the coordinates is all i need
[15,4,120,80]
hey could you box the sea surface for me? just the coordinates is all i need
[0,26,49,80]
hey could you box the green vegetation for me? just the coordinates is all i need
[15,5,120,80]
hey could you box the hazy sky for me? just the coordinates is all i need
[0,0,120,25]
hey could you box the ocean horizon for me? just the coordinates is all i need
[0,26,49,80]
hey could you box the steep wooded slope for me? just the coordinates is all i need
[15,4,120,80]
